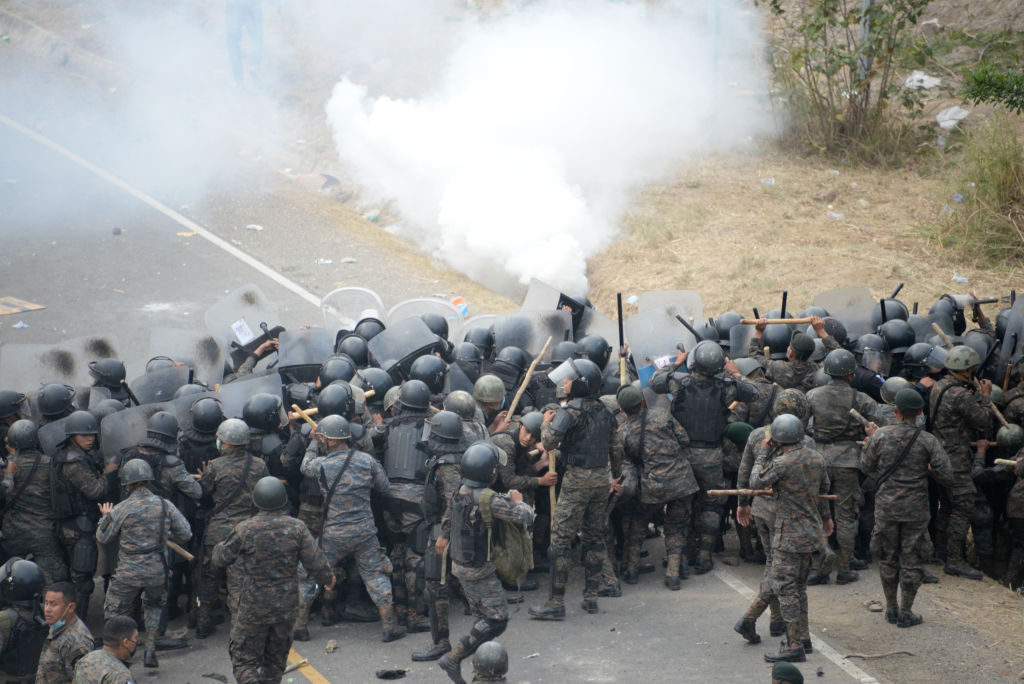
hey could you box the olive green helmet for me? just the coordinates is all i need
[252,476,288,511]
[443,390,478,420]
[472,640,508,680]
[519,411,544,440]
[317,414,351,440]
[768,413,803,445]
[473,374,506,404]
[880,376,910,405]
[615,385,644,414]
[945,345,981,372]
[771,388,810,421]
[216,418,251,446]
[120,458,154,486]
[382,386,401,414]
[996,424,1024,452]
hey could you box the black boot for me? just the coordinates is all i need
[144,649,158,668]
[438,653,467,684]
[412,639,451,661]
[944,560,982,580]
[733,618,761,644]
[764,624,806,664]
[769,618,785,637]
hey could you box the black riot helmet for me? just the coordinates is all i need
[566,358,603,398]
[173,384,207,399]
[0,558,44,607]
[317,414,351,440]
[355,367,393,406]
[427,410,463,442]
[0,391,26,420]
[715,312,743,346]
[463,328,495,360]
[317,382,356,419]
[693,321,720,343]
[575,335,612,370]
[399,379,432,410]
[763,325,791,360]
[5,419,39,451]
[65,410,99,436]
[823,349,857,377]
[335,334,369,367]
[88,358,126,388]
[798,306,830,319]
[242,392,284,434]
[453,342,482,366]
[353,317,386,341]
[855,333,892,376]
[190,396,224,434]
[319,355,356,387]
[410,355,449,394]
[252,476,288,511]
[495,346,527,374]
[146,411,179,440]
[870,299,909,329]
[996,307,1012,341]
[420,313,450,341]
[37,384,75,419]
[901,343,934,380]
[550,341,578,366]
[520,411,544,440]
[689,340,726,376]
[855,333,887,356]
[460,441,500,488]
[878,319,915,355]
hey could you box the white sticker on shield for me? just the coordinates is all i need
[231,319,255,345]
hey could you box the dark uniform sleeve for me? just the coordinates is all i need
[63,459,107,500]
[211,525,242,569]
[298,524,334,587]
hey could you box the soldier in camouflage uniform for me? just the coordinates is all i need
[750,414,832,663]
[734,389,818,644]
[2,420,68,586]
[437,442,534,684]
[213,476,334,684]
[649,342,755,574]
[118,412,200,503]
[616,385,698,589]
[805,349,878,584]
[928,345,992,579]
[529,359,622,620]
[751,317,840,392]
[195,419,268,638]
[97,459,192,669]
[36,582,93,684]
[299,415,405,641]
[861,389,957,627]
[732,358,777,428]
[71,615,137,684]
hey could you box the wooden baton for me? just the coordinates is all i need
[849,408,871,427]
[707,489,838,500]
[505,336,553,420]
[995,458,1019,467]
[971,379,1012,429]
[931,322,954,350]
[740,317,814,325]
[167,540,194,562]
[291,404,318,429]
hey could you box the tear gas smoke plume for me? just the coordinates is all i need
[327,0,772,296]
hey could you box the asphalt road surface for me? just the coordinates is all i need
[0,51,880,684]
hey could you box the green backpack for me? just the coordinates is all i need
[478,489,534,586]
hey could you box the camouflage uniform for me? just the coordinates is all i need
[35,615,93,684]
[927,375,991,564]
[1006,457,1024,587]
[96,487,192,651]
[118,441,201,503]
[299,447,392,613]
[806,378,878,574]
[1002,384,1024,426]
[212,509,333,684]
[492,424,553,559]
[539,398,622,609]
[750,337,839,391]
[751,444,830,649]
[1,449,68,585]
[71,647,134,684]
[196,449,268,630]
[861,422,956,613]
[619,407,698,581]
[733,378,777,428]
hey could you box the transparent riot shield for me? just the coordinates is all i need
[128,365,191,405]
[0,334,122,395]
[624,305,699,387]
[217,371,284,420]
[387,298,465,343]
[492,310,572,360]
[367,317,442,381]
[636,290,704,321]
[320,287,387,334]
[998,298,1024,370]
[148,328,226,388]
[204,284,283,350]
[812,288,872,317]
[277,328,334,383]
[100,403,174,464]
[729,324,757,360]
[38,414,74,457]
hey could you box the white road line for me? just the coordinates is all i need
[714,568,881,684]
[0,111,322,309]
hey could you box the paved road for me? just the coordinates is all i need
[0,51,878,684]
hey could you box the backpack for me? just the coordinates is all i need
[477,489,533,586]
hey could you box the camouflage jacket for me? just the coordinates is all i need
[751,336,839,391]
[71,647,135,684]
[1003,384,1024,426]
[54,446,109,520]
[860,421,957,522]
[199,451,269,544]
[2,449,58,538]
[36,614,93,684]
[733,379,778,428]
[1007,457,1024,519]
[751,444,830,553]
[212,510,332,625]
[492,425,543,495]
[620,407,698,505]
[120,442,201,502]
[928,375,992,476]
[96,488,192,583]
[301,448,388,540]
[806,379,878,468]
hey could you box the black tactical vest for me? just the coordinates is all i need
[384,416,428,482]
[672,375,729,447]
[563,399,614,469]
[450,489,488,568]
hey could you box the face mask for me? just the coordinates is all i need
[49,605,71,633]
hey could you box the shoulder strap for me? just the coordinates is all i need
[478,488,497,561]
[211,453,253,518]
[2,452,42,516]
[157,498,169,571]
[635,410,647,467]
[317,450,356,543]
[927,383,955,432]
[874,428,922,490]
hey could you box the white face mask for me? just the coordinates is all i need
[50,604,71,633]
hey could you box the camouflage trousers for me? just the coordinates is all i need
[626,497,693,570]
[690,461,725,556]
[743,514,782,624]
[827,466,861,571]
[197,542,237,629]
[1,528,68,587]
[550,470,609,602]
[767,549,812,644]
[296,502,323,540]
[871,519,932,593]
[104,572,165,650]
[935,482,974,562]
[229,620,293,684]
[323,532,393,608]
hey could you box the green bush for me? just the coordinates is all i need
[964,64,1024,116]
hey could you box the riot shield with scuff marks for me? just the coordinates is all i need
[277,328,334,384]
[217,372,283,420]
[128,365,191,405]
[367,317,443,382]
[0,334,121,395]
[387,298,465,344]
[147,328,226,388]
[491,311,572,361]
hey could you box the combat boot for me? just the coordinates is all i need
[769,618,786,637]
[144,649,158,668]
[835,570,860,585]
[438,653,467,684]
[897,585,923,627]
[413,639,451,661]
[944,559,982,580]
[818,546,839,577]
[380,606,408,642]
[733,618,761,644]
[580,599,599,614]
[399,605,430,634]
[664,553,682,591]
[597,581,621,597]
[621,547,640,584]
[881,576,899,623]
[693,551,714,575]
[805,570,829,585]
[763,624,806,663]
[528,600,566,620]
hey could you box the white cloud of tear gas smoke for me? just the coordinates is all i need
[326,0,772,296]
